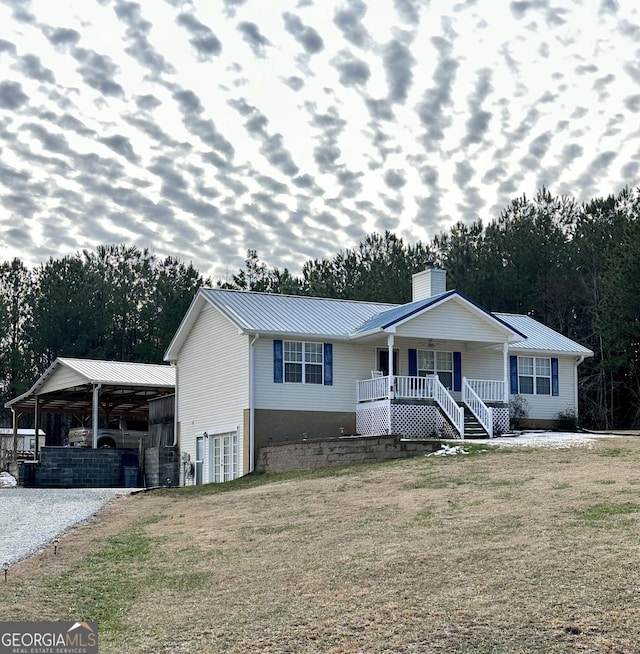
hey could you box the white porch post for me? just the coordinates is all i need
[503,343,509,404]
[92,383,101,449]
[11,408,18,462]
[387,333,394,434]
[34,398,41,460]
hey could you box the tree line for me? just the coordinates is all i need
[0,246,206,425]
[2,187,639,429]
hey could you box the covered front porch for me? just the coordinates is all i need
[348,282,523,439]
[356,373,509,439]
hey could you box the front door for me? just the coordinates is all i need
[377,348,399,376]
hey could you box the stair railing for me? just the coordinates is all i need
[431,376,464,439]
[462,377,493,438]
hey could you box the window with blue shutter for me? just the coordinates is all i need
[551,358,559,396]
[453,352,462,392]
[323,343,333,386]
[408,349,417,376]
[510,356,519,394]
[273,339,283,383]
[275,339,332,385]
[515,356,557,395]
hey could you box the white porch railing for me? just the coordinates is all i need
[394,375,435,399]
[356,375,505,404]
[357,375,390,402]
[462,377,493,438]
[467,379,505,403]
[356,374,464,438]
[357,375,436,402]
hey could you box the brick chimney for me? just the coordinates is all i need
[412,268,447,301]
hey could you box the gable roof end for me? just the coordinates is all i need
[350,290,527,341]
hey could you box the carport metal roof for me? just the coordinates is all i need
[5,357,176,418]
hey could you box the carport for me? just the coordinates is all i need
[5,357,176,458]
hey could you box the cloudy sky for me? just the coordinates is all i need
[0,0,636,281]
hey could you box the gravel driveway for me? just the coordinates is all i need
[0,487,133,565]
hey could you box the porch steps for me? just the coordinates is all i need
[463,409,489,439]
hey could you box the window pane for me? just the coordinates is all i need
[438,372,453,390]
[536,377,551,395]
[418,350,434,374]
[305,342,323,363]
[284,340,324,384]
[519,376,534,394]
[285,362,302,382]
[305,363,323,384]
[284,341,302,361]
[519,357,534,375]
[535,358,550,376]
[436,351,453,371]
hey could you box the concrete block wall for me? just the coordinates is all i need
[20,447,138,488]
[144,446,180,487]
[255,435,442,474]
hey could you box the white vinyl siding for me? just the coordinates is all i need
[462,348,504,382]
[38,368,87,394]
[256,339,373,412]
[395,299,511,342]
[510,356,577,420]
[177,303,247,479]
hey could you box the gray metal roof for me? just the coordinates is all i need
[201,288,395,338]
[194,289,592,356]
[497,314,593,356]
[55,357,175,386]
[5,358,175,415]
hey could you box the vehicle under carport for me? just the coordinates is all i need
[4,357,177,487]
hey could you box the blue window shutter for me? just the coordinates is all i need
[408,349,417,376]
[453,352,462,392]
[510,356,519,394]
[273,340,283,383]
[551,357,559,396]
[323,343,333,386]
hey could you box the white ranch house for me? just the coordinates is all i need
[165,268,593,484]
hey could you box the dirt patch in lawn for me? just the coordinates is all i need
[3,438,640,653]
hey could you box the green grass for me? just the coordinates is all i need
[253,523,301,535]
[414,508,433,523]
[44,513,214,646]
[599,447,631,458]
[575,501,640,522]
[45,516,162,632]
